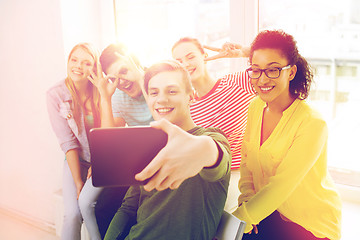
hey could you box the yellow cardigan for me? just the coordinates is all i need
[232,97,342,240]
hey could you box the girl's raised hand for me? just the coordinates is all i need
[204,42,250,61]
[88,69,119,100]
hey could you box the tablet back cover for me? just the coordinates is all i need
[89,127,167,187]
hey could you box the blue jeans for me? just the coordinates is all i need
[62,160,103,240]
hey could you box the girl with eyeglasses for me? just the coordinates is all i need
[231,30,342,240]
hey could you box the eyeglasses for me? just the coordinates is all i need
[246,65,291,79]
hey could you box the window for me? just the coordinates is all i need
[112,0,360,186]
[113,0,232,78]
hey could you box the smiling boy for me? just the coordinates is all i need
[103,60,231,240]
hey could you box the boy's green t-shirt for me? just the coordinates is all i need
[105,126,231,240]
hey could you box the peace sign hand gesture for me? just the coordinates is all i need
[204,42,250,61]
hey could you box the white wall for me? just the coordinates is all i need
[0,0,114,225]
[60,0,116,59]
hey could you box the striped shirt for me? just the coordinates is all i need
[112,89,153,126]
[190,71,256,169]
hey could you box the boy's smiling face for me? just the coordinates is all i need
[147,70,191,129]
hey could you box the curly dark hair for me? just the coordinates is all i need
[249,30,313,100]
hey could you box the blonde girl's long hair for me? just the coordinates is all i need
[65,43,101,130]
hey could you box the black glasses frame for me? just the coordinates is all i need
[246,65,291,79]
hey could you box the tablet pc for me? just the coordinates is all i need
[89,126,168,187]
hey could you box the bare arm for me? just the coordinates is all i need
[204,42,250,61]
[66,149,84,199]
[99,94,126,128]
[135,119,226,192]
[88,64,126,128]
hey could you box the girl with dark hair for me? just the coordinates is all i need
[47,43,103,240]
[231,30,342,240]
